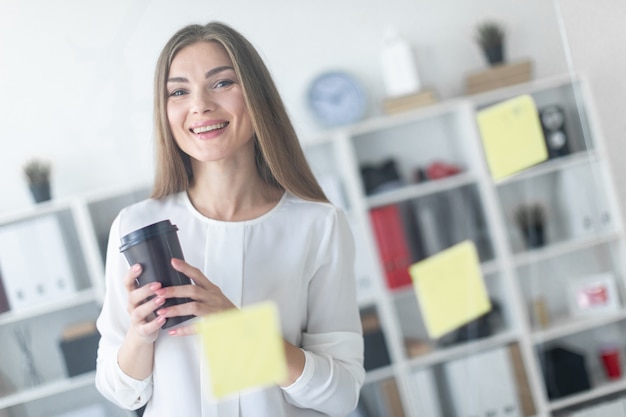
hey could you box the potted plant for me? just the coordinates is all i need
[23,158,52,203]
[513,203,546,248]
[475,20,506,66]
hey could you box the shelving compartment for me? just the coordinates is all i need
[392,270,514,360]
[430,343,536,417]
[476,79,597,157]
[367,183,495,293]
[351,106,480,199]
[531,81,596,156]
[0,302,101,410]
[535,320,626,410]
[0,207,94,316]
[497,158,613,255]
[519,240,625,339]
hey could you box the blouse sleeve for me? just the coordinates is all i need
[281,207,365,416]
[94,213,154,410]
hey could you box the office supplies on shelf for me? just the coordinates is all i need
[409,367,442,417]
[0,215,76,311]
[369,204,413,289]
[443,346,521,417]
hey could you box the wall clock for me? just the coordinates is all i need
[307,71,367,128]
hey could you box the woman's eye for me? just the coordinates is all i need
[214,79,234,89]
[168,89,187,97]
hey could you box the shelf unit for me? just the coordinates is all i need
[303,74,626,417]
[0,184,149,417]
[1,73,623,417]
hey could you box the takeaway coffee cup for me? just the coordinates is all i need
[119,219,194,329]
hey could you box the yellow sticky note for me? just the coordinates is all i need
[409,241,491,339]
[477,94,548,180]
[196,301,288,399]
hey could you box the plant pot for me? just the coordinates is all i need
[521,224,545,249]
[483,44,505,66]
[29,182,51,203]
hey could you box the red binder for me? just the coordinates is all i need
[370,205,413,289]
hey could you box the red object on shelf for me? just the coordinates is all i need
[426,161,461,180]
[600,345,622,380]
[369,205,413,289]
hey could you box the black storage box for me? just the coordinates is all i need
[539,346,591,399]
[60,322,100,377]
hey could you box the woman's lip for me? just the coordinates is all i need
[188,119,228,129]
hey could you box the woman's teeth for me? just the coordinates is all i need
[192,122,228,134]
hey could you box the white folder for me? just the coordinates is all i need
[0,215,75,311]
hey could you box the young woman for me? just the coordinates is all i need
[95,22,364,416]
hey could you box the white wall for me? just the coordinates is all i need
[0,0,569,213]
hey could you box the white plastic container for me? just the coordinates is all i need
[380,28,422,98]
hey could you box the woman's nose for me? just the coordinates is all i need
[190,90,215,114]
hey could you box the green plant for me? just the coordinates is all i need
[513,203,545,229]
[475,20,505,49]
[23,158,51,185]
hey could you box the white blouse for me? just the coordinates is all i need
[95,191,365,417]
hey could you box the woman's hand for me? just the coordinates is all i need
[117,264,165,380]
[123,263,166,344]
[155,258,237,336]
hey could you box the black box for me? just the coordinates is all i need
[60,322,100,377]
[363,330,391,371]
[539,346,591,399]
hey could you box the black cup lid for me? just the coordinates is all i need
[119,220,179,252]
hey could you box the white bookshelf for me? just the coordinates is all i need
[303,74,626,417]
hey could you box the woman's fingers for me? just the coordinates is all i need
[123,264,143,292]
[165,322,198,337]
[155,258,237,318]
[124,259,235,337]
[170,258,211,288]
[123,263,167,330]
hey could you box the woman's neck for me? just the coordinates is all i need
[187,167,282,222]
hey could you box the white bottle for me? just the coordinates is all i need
[380,28,422,98]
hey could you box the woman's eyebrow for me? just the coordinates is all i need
[205,65,234,79]
[167,66,234,84]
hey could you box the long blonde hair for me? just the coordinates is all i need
[151,22,327,203]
